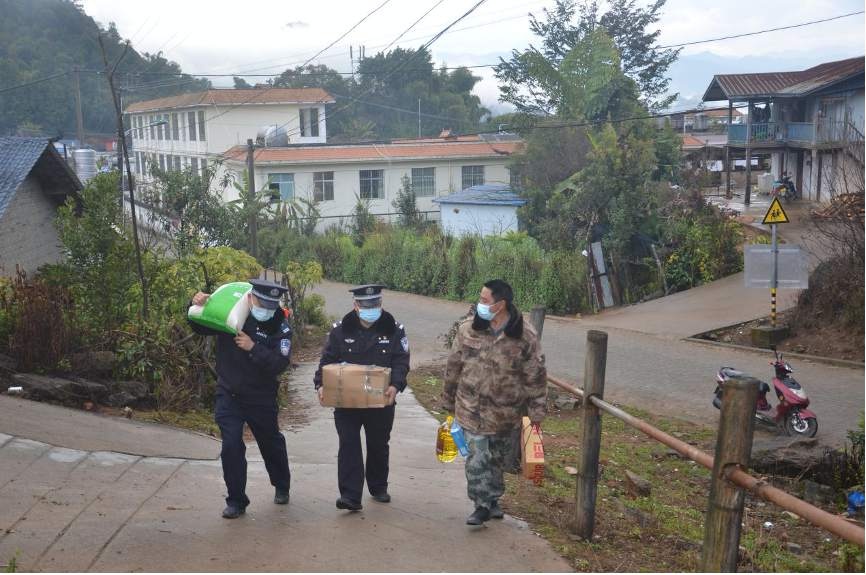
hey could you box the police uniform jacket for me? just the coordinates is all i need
[313,310,410,392]
[188,309,292,403]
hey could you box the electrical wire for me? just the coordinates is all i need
[0,71,70,95]
[658,10,864,49]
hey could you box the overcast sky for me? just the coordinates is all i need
[82,0,864,112]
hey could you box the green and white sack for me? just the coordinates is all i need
[187,281,252,335]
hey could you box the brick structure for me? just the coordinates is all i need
[0,138,82,277]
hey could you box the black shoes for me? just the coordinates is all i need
[274,489,290,505]
[336,497,363,511]
[222,504,246,519]
[489,501,504,519]
[466,506,491,525]
[371,491,391,503]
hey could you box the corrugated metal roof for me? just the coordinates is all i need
[224,137,523,164]
[125,88,335,113]
[0,137,81,220]
[433,184,526,206]
[703,56,864,101]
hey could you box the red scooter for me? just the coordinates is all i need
[713,350,818,437]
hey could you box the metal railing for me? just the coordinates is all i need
[540,328,864,570]
[727,120,862,147]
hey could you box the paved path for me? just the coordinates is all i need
[0,363,571,573]
[315,274,863,448]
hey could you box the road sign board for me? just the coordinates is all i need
[762,197,790,225]
[744,244,808,289]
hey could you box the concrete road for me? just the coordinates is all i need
[0,363,571,573]
[314,279,863,448]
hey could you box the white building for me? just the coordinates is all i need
[124,88,334,181]
[219,133,524,228]
[433,184,526,237]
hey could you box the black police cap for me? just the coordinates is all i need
[249,278,287,309]
[349,284,385,301]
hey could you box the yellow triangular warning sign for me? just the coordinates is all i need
[762,197,790,225]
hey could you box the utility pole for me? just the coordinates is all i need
[73,67,84,146]
[99,35,149,320]
[247,138,258,259]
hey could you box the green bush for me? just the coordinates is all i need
[307,226,591,314]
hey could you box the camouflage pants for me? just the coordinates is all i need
[463,429,515,510]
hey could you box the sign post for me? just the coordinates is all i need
[761,197,791,327]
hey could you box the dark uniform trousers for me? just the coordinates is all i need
[334,404,395,503]
[215,392,290,508]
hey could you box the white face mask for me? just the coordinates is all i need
[251,305,275,322]
[476,302,496,321]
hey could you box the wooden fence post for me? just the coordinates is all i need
[572,329,607,539]
[701,376,760,572]
[529,306,546,341]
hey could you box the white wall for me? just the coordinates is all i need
[220,157,512,225]
[128,102,327,174]
[439,203,520,237]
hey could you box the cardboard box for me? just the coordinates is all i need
[520,416,545,485]
[321,363,391,408]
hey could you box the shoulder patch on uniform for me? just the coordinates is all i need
[401,336,409,352]
[280,339,291,357]
[398,323,404,330]
[281,326,291,334]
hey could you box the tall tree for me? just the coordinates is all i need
[496,0,679,114]
[0,0,209,137]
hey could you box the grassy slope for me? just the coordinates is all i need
[408,366,863,572]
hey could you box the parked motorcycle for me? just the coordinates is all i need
[712,350,818,437]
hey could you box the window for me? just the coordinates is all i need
[201,158,208,179]
[411,167,435,196]
[150,115,156,140]
[359,169,383,199]
[171,113,179,140]
[268,173,295,202]
[197,110,206,141]
[299,108,320,137]
[174,155,181,171]
[188,111,197,141]
[159,154,166,171]
[313,171,334,202]
[166,155,173,171]
[191,157,199,173]
[461,165,484,189]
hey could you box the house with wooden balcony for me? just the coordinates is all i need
[702,56,864,202]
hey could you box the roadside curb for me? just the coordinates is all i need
[682,337,865,369]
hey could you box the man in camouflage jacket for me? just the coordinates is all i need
[441,279,547,525]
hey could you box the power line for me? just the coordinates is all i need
[263,0,491,153]
[383,0,448,52]
[300,0,393,68]
[659,10,864,49]
[0,71,70,95]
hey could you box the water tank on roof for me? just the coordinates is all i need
[694,113,708,131]
[73,148,97,183]
[256,125,289,147]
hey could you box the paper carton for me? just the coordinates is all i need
[321,363,391,408]
[520,416,545,485]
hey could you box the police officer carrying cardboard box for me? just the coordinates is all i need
[314,284,410,511]
[188,278,293,519]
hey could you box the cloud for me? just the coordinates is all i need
[284,21,309,29]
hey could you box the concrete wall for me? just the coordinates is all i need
[128,102,328,182]
[0,176,64,276]
[438,203,519,237]
[220,157,512,228]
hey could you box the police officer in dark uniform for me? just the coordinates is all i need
[314,284,410,511]
[188,279,293,519]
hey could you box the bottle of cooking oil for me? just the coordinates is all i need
[436,415,458,462]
